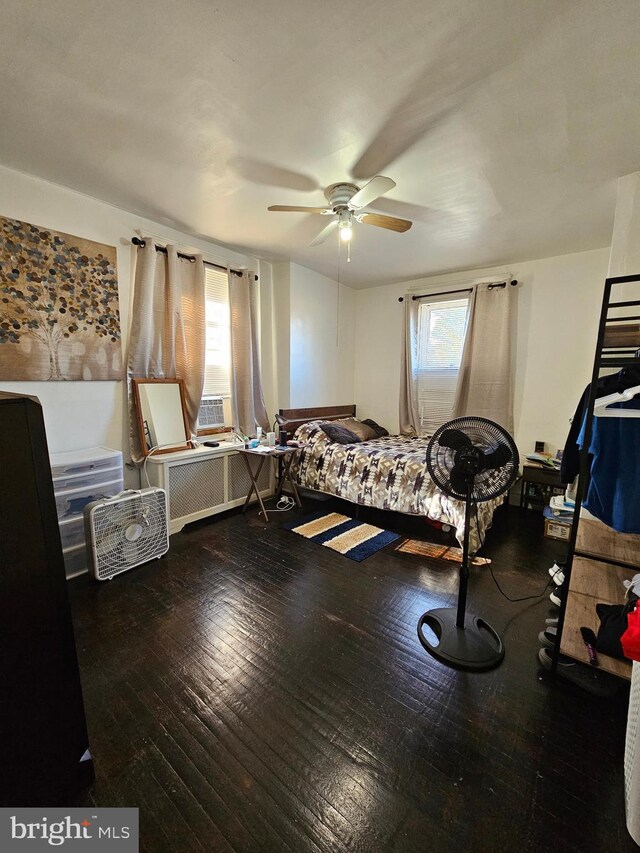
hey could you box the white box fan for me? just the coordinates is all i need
[84,488,169,581]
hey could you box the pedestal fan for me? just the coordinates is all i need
[417,416,519,671]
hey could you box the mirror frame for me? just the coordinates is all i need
[132,378,191,456]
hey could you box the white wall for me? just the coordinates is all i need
[0,160,611,469]
[270,261,292,411]
[0,164,256,468]
[267,262,355,413]
[289,264,355,408]
[353,247,611,456]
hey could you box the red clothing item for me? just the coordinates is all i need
[622,605,640,663]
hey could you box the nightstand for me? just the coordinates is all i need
[519,464,563,511]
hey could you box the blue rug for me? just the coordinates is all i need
[283,510,400,562]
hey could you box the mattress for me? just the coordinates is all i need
[290,421,504,553]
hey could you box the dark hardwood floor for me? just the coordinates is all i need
[68,499,636,853]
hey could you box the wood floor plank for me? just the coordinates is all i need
[69,502,637,852]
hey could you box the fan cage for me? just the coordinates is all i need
[426,416,519,502]
[86,488,169,580]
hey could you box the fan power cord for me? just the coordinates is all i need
[267,495,296,512]
[473,502,555,603]
[142,442,189,488]
[488,563,554,603]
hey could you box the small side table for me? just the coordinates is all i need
[519,463,563,511]
[237,445,303,520]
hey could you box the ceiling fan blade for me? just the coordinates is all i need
[309,219,338,246]
[348,176,396,210]
[268,205,332,214]
[230,156,319,192]
[359,213,412,233]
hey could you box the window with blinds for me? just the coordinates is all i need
[203,267,231,398]
[416,296,470,435]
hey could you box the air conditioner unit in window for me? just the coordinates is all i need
[198,395,225,430]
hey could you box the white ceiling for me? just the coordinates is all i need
[0,0,639,287]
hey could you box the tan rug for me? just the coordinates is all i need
[284,511,400,562]
[394,538,491,566]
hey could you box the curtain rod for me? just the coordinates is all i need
[131,237,258,280]
[397,280,518,302]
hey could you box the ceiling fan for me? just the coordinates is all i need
[267,175,412,246]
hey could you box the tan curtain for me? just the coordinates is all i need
[399,297,420,435]
[452,282,514,433]
[229,270,269,436]
[127,241,205,462]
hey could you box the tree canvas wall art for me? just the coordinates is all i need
[0,215,121,380]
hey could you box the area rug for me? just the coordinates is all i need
[283,511,400,562]
[394,538,491,566]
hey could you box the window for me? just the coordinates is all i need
[416,295,470,435]
[203,266,231,398]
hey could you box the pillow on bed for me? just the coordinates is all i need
[324,417,377,442]
[362,418,389,438]
[320,422,362,444]
[339,417,383,441]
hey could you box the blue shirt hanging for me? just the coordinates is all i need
[578,397,640,534]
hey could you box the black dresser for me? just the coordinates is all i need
[0,392,93,805]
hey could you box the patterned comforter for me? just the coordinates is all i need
[289,421,504,553]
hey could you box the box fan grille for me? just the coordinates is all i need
[85,488,169,581]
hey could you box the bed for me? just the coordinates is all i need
[277,405,504,554]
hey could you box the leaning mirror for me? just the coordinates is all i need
[132,378,190,455]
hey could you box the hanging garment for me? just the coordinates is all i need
[561,385,590,485]
[577,397,640,534]
[561,366,640,485]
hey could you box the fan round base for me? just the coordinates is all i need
[417,607,504,671]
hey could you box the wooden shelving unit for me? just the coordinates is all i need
[560,548,637,680]
[552,274,640,682]
[603,322,640,349]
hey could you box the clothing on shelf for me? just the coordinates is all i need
[622,606,640,663]
[624,574,640,599]
[596,593,639,660]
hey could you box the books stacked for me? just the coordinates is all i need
[526,452,561,469]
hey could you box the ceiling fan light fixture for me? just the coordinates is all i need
[338,211,353,242]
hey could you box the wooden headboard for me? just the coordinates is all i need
[276,405,356,434]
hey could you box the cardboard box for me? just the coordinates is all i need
[544,517,571,541]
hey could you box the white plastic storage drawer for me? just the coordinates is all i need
[52,465,123,493]
[55,478,124,520]
[50,446,123,480]
[58,514,86,551]
[63,542,88,579]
